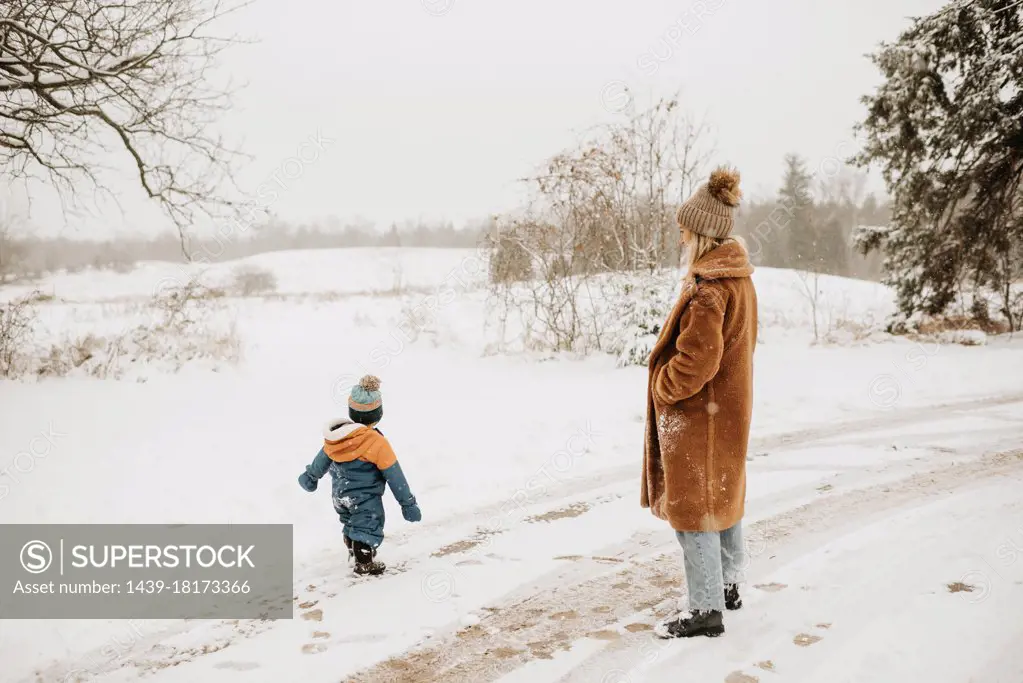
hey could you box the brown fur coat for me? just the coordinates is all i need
[641,239,757,532]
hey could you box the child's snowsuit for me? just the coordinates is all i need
[301,419,418,548]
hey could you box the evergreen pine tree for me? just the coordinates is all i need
[855,0,1023,330]
[777,154,817,271]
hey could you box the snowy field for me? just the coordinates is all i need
[2,247,1022,683]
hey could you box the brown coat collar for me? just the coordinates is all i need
[689,239,754,281]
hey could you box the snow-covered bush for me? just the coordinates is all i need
[13,280,240,380]
[487,265,679,364]
[609,275,678,367]
[0,292,37,377]
[229,265,278,297]
[35,334,103,377]
[936,329,987,346]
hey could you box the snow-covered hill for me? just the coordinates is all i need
[0,247,488,303]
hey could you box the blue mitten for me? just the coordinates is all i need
[402,500,422,522]
[298,472,318,492]
[300,449,331,493]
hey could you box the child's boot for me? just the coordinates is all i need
[352,540,386,576]
[344,535,354,565]
[724,583,742,610]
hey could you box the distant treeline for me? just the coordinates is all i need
[0,219,489,281]
[732,155,892,281]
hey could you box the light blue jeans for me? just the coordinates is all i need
[675,521,746,612]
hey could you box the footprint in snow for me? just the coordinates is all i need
[588,630,621,641]
[725,673,759,683]
[753,582,787,592]
[301,609,323,622]
[649,575,677,589]
[549,610,579,621]
[301,643,328,655]
[793,633,822,647]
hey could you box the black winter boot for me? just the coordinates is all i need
[352,540,386,576]
[724,583,742,610]
[655,609,725,639]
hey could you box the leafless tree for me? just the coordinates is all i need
[0,0,247,243]
[517,96,712,276]
[487,95,714,353]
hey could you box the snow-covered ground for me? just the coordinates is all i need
[2,247,1022,683]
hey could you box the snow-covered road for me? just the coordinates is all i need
[17,392,1023,683]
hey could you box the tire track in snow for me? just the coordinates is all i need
[349,448,1023,682]
[396,392,1023,553]
[361,391,1023,573]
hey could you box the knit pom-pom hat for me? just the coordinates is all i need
[676,166,742,239]
[349,375,382,425]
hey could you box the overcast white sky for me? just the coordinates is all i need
[11,0,945,238]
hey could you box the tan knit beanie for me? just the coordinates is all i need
[676,167,742,239]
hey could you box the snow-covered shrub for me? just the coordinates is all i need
[27,280,240,379]
[229,265,277,297]
[936,329,987,346]
[395,293,438,345]
[35,334,103,376]
[0,292,37,377]
[609,275,678,367]
[487,264,680,363]
[114,280,241,374]
[487,231,533,284]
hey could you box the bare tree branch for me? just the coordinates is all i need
[0,0,250,250]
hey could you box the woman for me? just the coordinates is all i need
[641,166,757,639]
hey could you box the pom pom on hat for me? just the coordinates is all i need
[706,167,742,207]
[359,375,381,392]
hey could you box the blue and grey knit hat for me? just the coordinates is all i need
[349,375,382,425]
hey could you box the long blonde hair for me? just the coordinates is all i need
[682,230,745,271]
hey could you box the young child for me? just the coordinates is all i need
[298,375,421,575]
